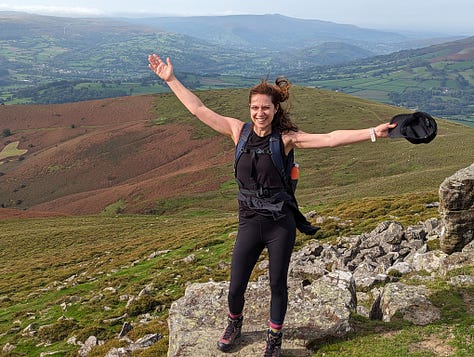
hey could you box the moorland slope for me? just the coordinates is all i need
[0,94,234,217]
[1,87,473,219]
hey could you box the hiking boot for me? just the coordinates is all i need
[216,315,243,352]
[263,329,282,357]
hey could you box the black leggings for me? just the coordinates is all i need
[228,211,296,325]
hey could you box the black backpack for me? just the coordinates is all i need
[233,122,319,236]
[234,122,298,193]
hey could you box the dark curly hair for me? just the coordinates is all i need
[248,76,298,133]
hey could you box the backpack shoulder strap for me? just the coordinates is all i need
[234,122,253,175]
[269,129,294,191]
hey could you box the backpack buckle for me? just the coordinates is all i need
[257,187,270,198]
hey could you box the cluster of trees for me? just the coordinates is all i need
[389,88,474,116]
[16,81,130,104]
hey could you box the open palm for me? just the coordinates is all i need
[148,54,174,82]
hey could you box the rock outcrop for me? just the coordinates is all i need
[168,220,474,356]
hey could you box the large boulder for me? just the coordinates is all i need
[168,271,356,357]
[439,163,474,253]
[370,282,440,325]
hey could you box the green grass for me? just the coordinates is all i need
[0,214,238,356]
[1,190,472,356]
[0,141,28,161]
[101,199,126,215]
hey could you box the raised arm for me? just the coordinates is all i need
[283,122,396,151]
[148,54,243,144]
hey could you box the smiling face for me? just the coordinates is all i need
[249,94,278,136]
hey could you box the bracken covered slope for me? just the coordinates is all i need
[0,95,234,218]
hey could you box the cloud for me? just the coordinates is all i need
[0,4,104,17]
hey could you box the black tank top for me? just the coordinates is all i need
[235,130,285,190]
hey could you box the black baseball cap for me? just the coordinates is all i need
[389,111,437,144]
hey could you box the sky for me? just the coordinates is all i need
[1,0,473,36]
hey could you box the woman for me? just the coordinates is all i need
[148,53,395,356]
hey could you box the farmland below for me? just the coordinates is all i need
[1,12,473,126]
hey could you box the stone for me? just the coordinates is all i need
[78,336,99,357]
[168,272,355,357]
[439,163,474,253]
[374,283,440,325]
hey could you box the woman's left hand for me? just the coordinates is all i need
[374,122,397,138]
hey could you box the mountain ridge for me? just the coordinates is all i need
[127,13,408,51]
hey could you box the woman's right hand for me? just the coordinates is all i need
[148,54,175,82]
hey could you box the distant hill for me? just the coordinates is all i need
[127,13,410,52]
[0,12,459,104]
[1,88,473,217]
[1,12,473,123]
[294,36,474,124]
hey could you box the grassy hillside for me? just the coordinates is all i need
[0,88,473,356]
[146,86,474,217]
[129,14,406,52]
[0,12,461,107]
[0,193,472,356]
